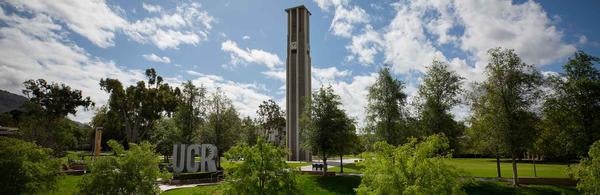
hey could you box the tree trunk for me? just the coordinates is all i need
[496,150,502,178]
[323,156,328,176]
[340,154,343,173]
[512,156,519,186]
[533,154,537,177]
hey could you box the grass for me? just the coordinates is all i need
[447,158,570,178]
[162,175,362,195]
[36,175,82,195]
[463,180,578,195]
[328,163,365,174]
[323,158,570,178]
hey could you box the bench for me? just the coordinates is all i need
[312,163,325,170]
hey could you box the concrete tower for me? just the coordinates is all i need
[285,5,311,161]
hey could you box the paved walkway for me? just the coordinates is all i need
[159,182,221,192]
[299,158,361,172]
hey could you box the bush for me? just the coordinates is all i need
[0,137,62,194]
[357,135,465,195]
[224,139,299,195]
[79,140,169,194]
[571,140,600,194]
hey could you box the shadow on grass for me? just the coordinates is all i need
[313,176,361,194]
[463,181,579,195]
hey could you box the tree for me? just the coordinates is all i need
[240,116,259,146]
[100,68,179,143]
[357,135,465,194]
[79,140,167,194]
[90,105,126,150]
[417,60,464,151]
[174,81,206,144]
[366,65,408,146]
[301,85,354,175]
[0,137,62,194]
[201,88,241,168]
[471,47,542,186]
[256,99,286,146]
[224,139,299,195]
[539,51,600,159]
[20,79,94,153]
[570,140,600,194]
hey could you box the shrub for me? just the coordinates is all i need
[357,135,465,195]
[79,140,169,194]
[0,137,62,194]
[571,140,600,194]
[224,139,300,195]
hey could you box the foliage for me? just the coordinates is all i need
[417,60,464,151]
[223,139,299,195]
[90,105,127,150]
[301,85,355,174]
[0,137,62,194]
[79,140,168,195]
[174,81,206,144]
[150,117,180,157]
[99,68,180,143]
[538,51,600,159]
[366,65,409,146]
[201,88,241,167]
[240,116,260,146]
[570,140,600,194]
[22,79,94,120]
[470,47,542,184]
[19,79,94,153]
[256,99,286,146]
[357,135,465,195]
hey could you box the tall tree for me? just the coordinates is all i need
[201,88,241,168]
[240,116,259,146]
[256,99,286,146]
[366,65,408,146]
[301,86,354,175]
[538,51,600,159]
[471,47,542,186]
[417,60,464,150]
[174,81,206,144]
[99,68,179,143]
[20,79,94,152]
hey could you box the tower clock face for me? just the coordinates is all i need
[291,42,297,50]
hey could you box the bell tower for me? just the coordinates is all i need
[285,5,311,161]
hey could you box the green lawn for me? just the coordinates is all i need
[463,180,578,195]
[324,158,570,178]
[447,158,571,178]
[162,175,362,195]
[36,175,82,195]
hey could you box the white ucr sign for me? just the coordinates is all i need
[172,144,218,174]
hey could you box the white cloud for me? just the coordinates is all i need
[221,40,283,70]
[0,9,145,122]
[313,0,369,38]
[579,35,588,44]
[142,3,162,13]
[346,25,383,64]
[125,2,215,50]
[242,35,251,40]
[142,53,170,63]
[330,5,369,38]
[6,0,127,48]
[262,70,286,82]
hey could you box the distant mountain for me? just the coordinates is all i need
[0,90,27,113]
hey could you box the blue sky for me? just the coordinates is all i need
[1,0,599,125]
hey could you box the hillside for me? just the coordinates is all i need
[0,90,27,113]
